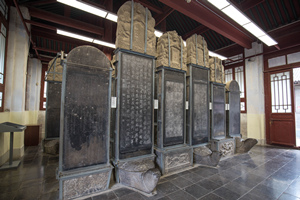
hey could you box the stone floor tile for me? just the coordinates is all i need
[92,191,117,200]
[278,193,300,200]
[212,187,240,200]
[197,178,221,191]
[167,190,196,200]
[156,181,179,195]
[199,193,224,200]
[170,177,193,189]
[183,184,210,199]
[113,187,135,198]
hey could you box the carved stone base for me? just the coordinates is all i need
[211,138,235,158]
[155,146,193,175]
[58,165,112,199]
[117,157,161,194]
[235,137,258,153]
[43,139,59,155]
[193,146,222,167]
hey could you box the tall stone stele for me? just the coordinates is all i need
[43,57,63,154]
[185,34,221,167]
[113,1,160,194]
[57,46,113,199]
[209,57,234,159]
[225,80,257,153]
[155,31,192,175]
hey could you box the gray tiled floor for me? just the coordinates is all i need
[0,145,300,200]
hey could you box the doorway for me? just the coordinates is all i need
[265,68,296,146]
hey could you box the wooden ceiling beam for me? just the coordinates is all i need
[155,6,174,26]
[182,25,209,40]
[29,7,104,36]
[134,0,163,14]
[159,0,253,49]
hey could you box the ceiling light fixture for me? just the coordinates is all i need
[57,0,107,18]
[154,30,163,37]
[106,13,118,22]
[57,29,93,42]
[206,0,277,46]
[57,29,116,49]
[209,51,227,60]
[93,39,116,48]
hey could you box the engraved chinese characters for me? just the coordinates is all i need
[119,52,153,157]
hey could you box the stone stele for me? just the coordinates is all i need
[118,158,161,194]
[156,30,187,71]
[116,1,156,56]
[46,57,63,82]
[235,137,258,153]
[209,57,224,83]
[186,34,209,67]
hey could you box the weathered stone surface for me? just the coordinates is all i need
[211,139,235,158]
[186,34,209,67]
[155,147,192,175]
[45,82,61,139]
[156,31,187,71]
[220,141,235,157]
[116,1,156,56]
[209,57,224,83]
[193,146,222,167]
[61,45,111,170]
[235,137,258,153]
[225,80,241,137]
[63,170,110,199]
[44,139,59,155]
[46,57,63,82]
[118,158,161,193]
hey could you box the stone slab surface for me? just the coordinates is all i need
[61,46,111,170]
[156,31,186,70]
[116,1,156,56]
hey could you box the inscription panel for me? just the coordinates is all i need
[229,92,240,136]
[192,67,209,145]
[46,82,61,138]
[193,83,208,143]
[63,66,110,170]
[119,53,153,158]
[164,70,185,147]
[212,84,226,139]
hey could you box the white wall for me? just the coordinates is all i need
[245,42,266,145]
[0,7,45,166]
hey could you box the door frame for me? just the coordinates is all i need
[264,46,300,146]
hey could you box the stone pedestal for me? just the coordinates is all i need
[193,145,222,167]
[59,165,112,200]
[211,138,235,158]
[155,146,192,174]
[116,156,161,194]
[44,139,59,155]
[235,137,258,153]
[57,46,113,199]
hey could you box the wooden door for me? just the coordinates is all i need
[265,69,296,146]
